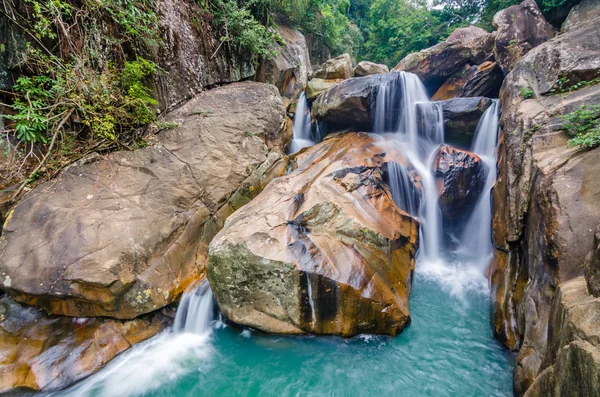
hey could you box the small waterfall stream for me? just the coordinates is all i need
[288,92,315,154]
[50,75,512,397]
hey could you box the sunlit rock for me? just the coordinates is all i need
[207,133,418,337]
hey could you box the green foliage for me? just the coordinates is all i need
[519,86,534,99]
[550,74,600,95]
[5,76,57,143]
[559,104,600,149]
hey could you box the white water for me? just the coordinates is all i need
[458,100,500,269]
[48,280,217,397]
[288,92,315,154]
[375,72,499,297]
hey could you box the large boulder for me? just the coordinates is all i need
[259,24,311,103]
[561,0,600,33]
[311,72,401,132]
[353,61,389,77]
[436,97,493,148]
[490,13,600,395]
[432,61,504,101]
[207,133,419,337]
[314,53,353,80]
[392,42,475,95]
[432,144,484,220]
[0,296,171,393]
[305,78,343,101]
[0,82,288,320]
[492,0,556,75]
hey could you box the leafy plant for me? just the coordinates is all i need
[559,104,600,149]
[550,74,600,95]
[519,86,534,99]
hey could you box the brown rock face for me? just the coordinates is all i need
[259,24,311,103]
[491,11,600,395]
[524,277,600,397]
[492,0,555,75]
[0,82,288,320]
[154,0,255,110]
[432,144,484,220]
[0,296,172,393]
[314,53,353,80]
[584,225,600,297]
[432,61,504,101]
[207,133,419,337]
[353,61,389,77]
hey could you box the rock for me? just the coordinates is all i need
[392,42,475,95]
[432,144,484,220]
[353,61,389,77]
[561,0,600,33]
[436,97,493,148]
[491,12,600,395]
[392,25,495,95]
[585,225,600,297]
[0,15,26,91]
[0,296,172,393]
[314,53,353,80]
[432,61,504,100]
[311,72,401,132]
[207,132,419,337]
[524,277,600,397]
[0,82,288,319]
[259,24,311,103]
[154,0,256,110]
[492,0,556,75]
[305,34,332,69]
[305,78,343,101]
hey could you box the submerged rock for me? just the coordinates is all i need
[432,144,484,220]
[207,132,419,337]
[314,53,353,80]
[492,0,555,75]
[0,82,288,320]
[0,296,172,393]
[353,61,389,77]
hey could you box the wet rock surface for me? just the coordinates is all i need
[432,144,484,220]
[0,82,288,320]
[207,133,418,337]
[436,97,493,148]
[306,78,343,101]
[432,61,503,101]
[0,296,172,393]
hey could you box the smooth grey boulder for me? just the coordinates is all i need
[435,97,493,147]
[314,53,353,80]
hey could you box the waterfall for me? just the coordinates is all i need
[458,100,500,268]
[173,279,216,334]
[288,92,315,154]
[49,280,217,397]
[375,72,499,295]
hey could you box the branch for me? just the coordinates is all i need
[10,108,73,202]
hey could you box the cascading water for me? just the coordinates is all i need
[459,100,500,268]
[48,281,216,397]
[288,92,315,154]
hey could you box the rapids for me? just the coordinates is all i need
[49,73,514,397]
